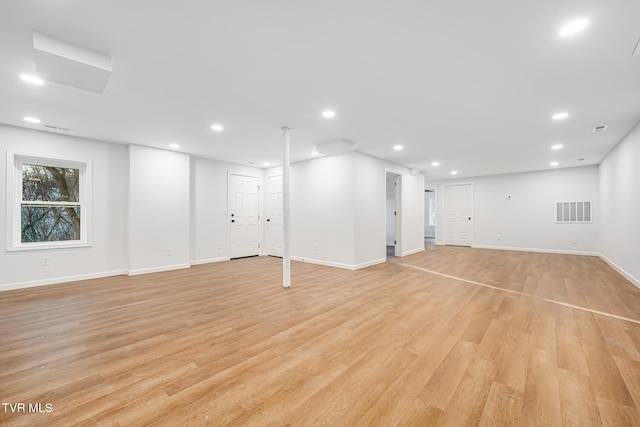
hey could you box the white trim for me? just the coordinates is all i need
[6,149,93,251]
[190,257,229,266]
[355,258,386,269]
[128,263,191,276]
[598,253,640,289]
[291,256,387,271]
[402,247,426,257]
[0,269,127,292]
[472,244,598,256]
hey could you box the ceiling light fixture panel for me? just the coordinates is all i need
[322,110,335,118]
[20,74,44,85]
[552,112,569,120]
[558,19,588,37]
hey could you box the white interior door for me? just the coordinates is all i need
[444,183,473,246]
[267,175,283,257]
[229,174,260,258]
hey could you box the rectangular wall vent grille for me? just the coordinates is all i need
[556,201,592,223]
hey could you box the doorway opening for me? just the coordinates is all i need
[425,186,436,248]
[386,172,402,257]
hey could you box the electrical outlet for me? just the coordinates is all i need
[42,256,50,266]
[571,238,577,245]
[497,234,502,241]
[166,247,172,256]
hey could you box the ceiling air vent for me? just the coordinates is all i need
[43,124,71,132]
[591,124,608,133]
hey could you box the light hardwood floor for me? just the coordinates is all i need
[1,247,640,426]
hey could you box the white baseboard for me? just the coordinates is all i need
[290,256,386,271]
[190,257,229,266]
[354,258,387,269]
[472,245,599,257]
[128,263,191,276]
[402,247,425,257]
[598,253,640,289]
[0,269,128,292]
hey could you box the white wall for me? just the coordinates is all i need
[128,145,190,274]
[290,153,356,268]
[431,166,599,254]
[0,124,127,290]
[354,153,388,267]
[599,121,640,286]
[190,157,264,264]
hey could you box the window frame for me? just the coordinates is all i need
[6,150,93,251]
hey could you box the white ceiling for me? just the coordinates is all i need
[1,0,639,181]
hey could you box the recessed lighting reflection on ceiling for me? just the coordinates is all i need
[311,151,319,156]
[24,116,41,123]
[552,112,569,120]
[169,143,180,149]
[551,144,563,150]
[264,162,271,166]
[559,19,589,37]
[20,74,44,85]
[211,124,224,132]
[450,170,458,175]
[550,161,559,166]
[432,161,440,166]
[322,110,335,118]
[393,145,403,151]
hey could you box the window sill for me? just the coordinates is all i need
[6,241,91,252]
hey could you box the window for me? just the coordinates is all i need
[6,151,92,251]
[556,201,592,223]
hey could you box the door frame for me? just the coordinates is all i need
[442,182,474,247]
[228,172,261,259]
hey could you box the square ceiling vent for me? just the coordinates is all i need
[33,31,112,94]
[316,139,356,156]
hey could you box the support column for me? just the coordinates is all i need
[282,127,291,288]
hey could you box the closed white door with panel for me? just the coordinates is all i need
[229,174,260,258]
[267,175,284,257]
[444,183,473,246]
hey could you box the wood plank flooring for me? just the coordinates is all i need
[1,246,640,426]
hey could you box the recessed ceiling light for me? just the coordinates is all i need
[551,144,563,150]
[322,110,335,118]
[552,112,569,120]
[211,124,224,132]
[264,162,271,166]
[24,116,41,124]
[559,19,588,37]
[450,170,458,175]
[20,74,44,85]
[169,143,180,149]
[311,151,319,156]
[550,161,559,166]
[431,161,440,166]
[393,145,403,151]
